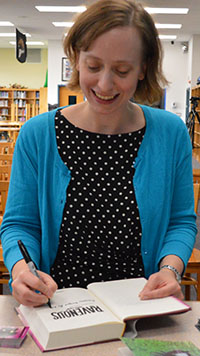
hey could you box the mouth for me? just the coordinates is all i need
[92,89,119,102]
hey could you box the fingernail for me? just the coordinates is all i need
[140,295,148,300]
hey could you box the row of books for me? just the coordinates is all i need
[0,100,8,107]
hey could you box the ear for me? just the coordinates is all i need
[75,52,80,71]
[138,63,146,80]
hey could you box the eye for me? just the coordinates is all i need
[88,66,100,72]
[116,69,130,76]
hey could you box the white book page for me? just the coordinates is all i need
[88,278,190,321]
[19,287,122,333]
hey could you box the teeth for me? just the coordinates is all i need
[95,92,115,100]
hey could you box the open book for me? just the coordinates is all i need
[16,278,190,351]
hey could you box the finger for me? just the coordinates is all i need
[37,271,58,296]
[21,271,51,296]
[140,280,165,294]
[139,276,166,297]
[12,269,57,306]
[12,270,51,306]
[142,286,184,300]
[140,284,173,299]
[18,270,54,299]
[140,282,183,300]
[12,282,49,307]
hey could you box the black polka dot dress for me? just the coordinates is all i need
[50,109,145,288]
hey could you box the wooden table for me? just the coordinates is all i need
[0,245,9,294]
[0,296,200,355]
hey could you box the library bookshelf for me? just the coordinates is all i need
[0,87,47,142]
[192,85,200,148]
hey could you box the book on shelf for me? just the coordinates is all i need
[16,278,190,352]
[119,338,200,356]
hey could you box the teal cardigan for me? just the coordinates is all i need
[0,105,197,285]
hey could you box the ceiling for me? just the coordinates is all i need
[0,0,200,48]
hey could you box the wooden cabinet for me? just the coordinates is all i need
[191,85,200,148]
[58,85,84,107]
[40,87,48,114]
[0,87,48,122]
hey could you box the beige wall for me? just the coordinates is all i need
[0,48,48,88]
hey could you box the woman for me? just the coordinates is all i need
[1,0,196,306]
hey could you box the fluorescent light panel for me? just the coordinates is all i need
[0,33,31,37]
[0,21,14,26]
[35,6,86,12]
[145,7,189,14]
[155,24,182,29]
[36,5,188,15]
[52,22,74,27]
[10,41,44,45]
[159,35,177,40]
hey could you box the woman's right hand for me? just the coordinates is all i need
[11,260,57,307]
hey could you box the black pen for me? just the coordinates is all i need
[17,240,51,308]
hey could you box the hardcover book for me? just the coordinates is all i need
[0,326,29,348]
[16,278,190,351]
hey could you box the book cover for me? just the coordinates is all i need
[121,338,200,356]
[0,326,29,348]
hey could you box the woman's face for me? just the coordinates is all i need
[76,26,145,117]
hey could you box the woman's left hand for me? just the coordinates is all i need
[139,268,184,300]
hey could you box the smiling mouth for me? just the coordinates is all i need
[92,90,119,101]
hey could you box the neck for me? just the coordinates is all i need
[78,101,145,134]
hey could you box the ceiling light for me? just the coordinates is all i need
[35,6,86,13]
[155,24,182,29]
[10,41,44,45]
[52,22,74,27]
[0,21,14,26]
[159,35,177,40]
[0,33,16,37]
[0,33,31,37]
[145,8,189,14]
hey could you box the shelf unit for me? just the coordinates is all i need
[0,87,47,142]
[192,85,200,148]
[0,87,47,122]
[0,121,23,142]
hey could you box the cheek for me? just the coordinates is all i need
[121,79,138,94]
[79,73,88,88]
[79,71,96,89]
[79,75,92,95]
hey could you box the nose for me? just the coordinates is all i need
[97,69,114,93]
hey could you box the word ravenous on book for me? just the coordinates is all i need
[51,305,104,320]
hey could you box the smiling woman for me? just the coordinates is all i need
[0,0,196,307]
[69,26,146,132]
[64,0,167,105]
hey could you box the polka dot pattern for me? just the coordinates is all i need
[50,110,145,288]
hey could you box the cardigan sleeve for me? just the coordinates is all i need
[0,121,41,276]
[157,122,197,271]
[136,106,197,278]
